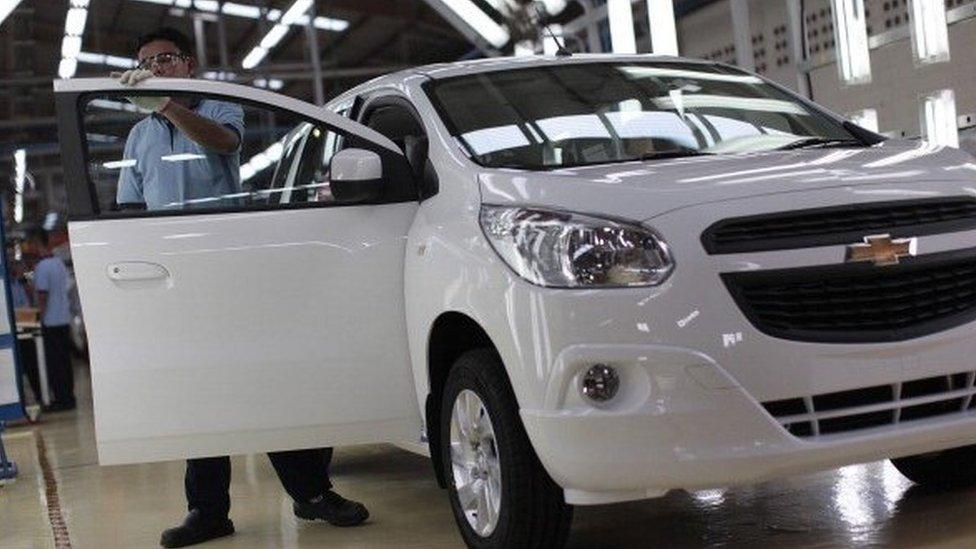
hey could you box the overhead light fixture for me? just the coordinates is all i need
[646,0,679,55]
[59,1,90,79]
[831,0,872,84]
[76,51,138,68]
[921,89,959,148]
[279,0,313,25]
[64,7,88,36]
[129,0,349,32]
[430,0,510,49]
[58,58,78,79]
[61,35,83,59]
[14,149,26,223]
[910,0,950,65]
[607,0,637,54]
[240,0,311,69]
[103,159,138,169]
[241,48,268,70]
[0,0,24,28]
[848,108,880,132]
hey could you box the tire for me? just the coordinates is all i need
[890,444,976,488]
[440,349,573,549]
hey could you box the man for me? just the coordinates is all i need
[117,28,368,548]
[29,233,74,412]
[8,254,41,406]
[116,31,242,210]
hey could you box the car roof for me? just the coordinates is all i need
[330,54,723,106]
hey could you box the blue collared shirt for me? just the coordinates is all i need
[34,257,71,327]
[117,99,245,211]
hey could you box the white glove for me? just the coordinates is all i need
[117,69,171,112]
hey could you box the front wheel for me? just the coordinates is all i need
[440,349,573,548]
[890,444,976,488]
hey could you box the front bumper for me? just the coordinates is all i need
[519,343,976,505]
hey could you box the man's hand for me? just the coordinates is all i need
[118,69,171,113]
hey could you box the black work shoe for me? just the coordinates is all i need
[294,490,370,527]
[160,510,235,548]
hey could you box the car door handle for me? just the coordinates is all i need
[106,262,170,282]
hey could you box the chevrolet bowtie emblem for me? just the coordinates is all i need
[845,234,917,266]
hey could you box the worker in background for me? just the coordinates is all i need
[28,232,74,412]
[8,253,40,406]
[117,27,368,548]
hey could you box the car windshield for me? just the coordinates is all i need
[425,62,860,170]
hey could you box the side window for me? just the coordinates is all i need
[77,91,414,217]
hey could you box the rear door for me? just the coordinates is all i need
[55,77,422,464]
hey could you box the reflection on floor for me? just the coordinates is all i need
[3,360,976,548]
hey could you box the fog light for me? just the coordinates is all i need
[581,364,620,402]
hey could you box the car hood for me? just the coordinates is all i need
[478,141,976,221]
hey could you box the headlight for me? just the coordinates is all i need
[479,205,674,288]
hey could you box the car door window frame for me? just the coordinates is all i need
[357,92,438,200]
[55,79,417,221]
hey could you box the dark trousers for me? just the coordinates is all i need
[41,325,74,407]
[186,448,334,519]
[17,338,40,404]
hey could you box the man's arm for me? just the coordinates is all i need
[159,101,239,154]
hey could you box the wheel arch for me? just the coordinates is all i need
[425,311,498,488]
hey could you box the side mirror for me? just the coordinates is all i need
[331,148,384,203]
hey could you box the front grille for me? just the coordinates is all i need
[702,197,976,254]
[722,248,976,343]
[763,372,976,438]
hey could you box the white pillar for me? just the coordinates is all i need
[607,0,637,54]
[831,0,872,84]
[909,0,950,65]
[646,0,678,55]
[921,89,959,148]
[786,0,812,97]
[730,0,754,71]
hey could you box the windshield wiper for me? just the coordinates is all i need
[639,150,712,161]
[775,137,867,151]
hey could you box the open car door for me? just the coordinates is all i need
[54,77,422,464]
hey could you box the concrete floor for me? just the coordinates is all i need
[4,362,976,548]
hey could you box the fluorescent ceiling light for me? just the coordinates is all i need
[62,35,82,58]
[14,149,25,223]
[253,78,284,90]
[647,0,678,56]
[436,0,510,48]
[241,47,268,69]
[260,24,290,49]
[0,0,24,28]
[280,0,312,25]
[831,0,872,84]
[848,108,879,132]
[241,0,310,68]
[162,153,207,162]
[619,66,763,83]
[58,58,78,79]
[76,51,138,68]
[607,0,637,54]
[90,98,146,113]
[921,89,959,148]
[193,0,219,11]
[910,0,950,65]
[65,7,88,36]
[221,2,260,18]
[103,159,137,169]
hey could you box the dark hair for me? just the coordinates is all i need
[135,27,194,57]
[28,230,49,247]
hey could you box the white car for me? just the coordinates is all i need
[56,54,976,547]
